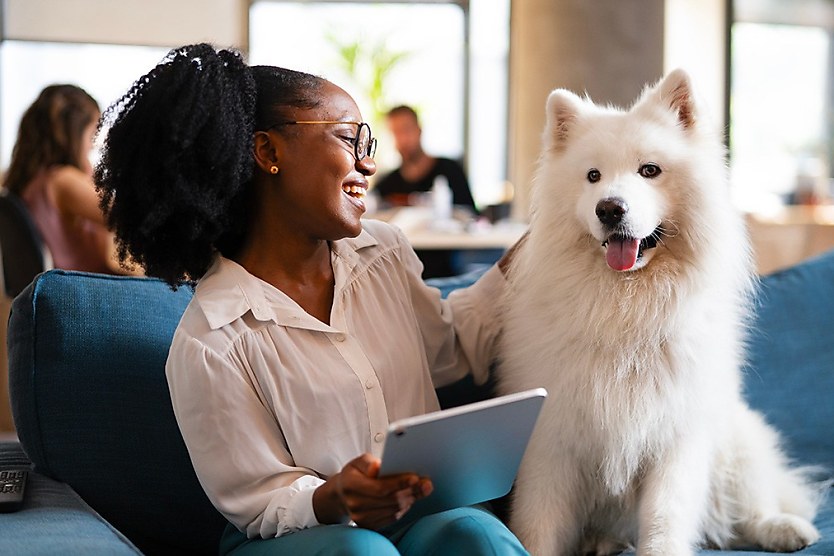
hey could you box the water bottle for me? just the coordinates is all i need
[432,175,452,222]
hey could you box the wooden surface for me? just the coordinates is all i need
[747,206,834,275]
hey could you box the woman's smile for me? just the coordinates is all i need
[341,179,368,212]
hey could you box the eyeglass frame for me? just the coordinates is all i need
[267,120,377,161]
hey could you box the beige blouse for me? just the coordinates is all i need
[166,219,504,539]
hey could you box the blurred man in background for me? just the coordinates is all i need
[375,105,477,215]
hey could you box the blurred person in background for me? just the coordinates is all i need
[374,105,477,215]
[374,105,478,278]
[2,84,139,275]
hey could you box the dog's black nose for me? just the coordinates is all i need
[595,198,628,228]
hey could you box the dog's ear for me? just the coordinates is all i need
[646,68,697,130]
[545,89,585,151]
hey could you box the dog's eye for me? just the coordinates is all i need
[587,169,601,183]
[638,163,662,178]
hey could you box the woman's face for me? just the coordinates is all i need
[270,81,376,241]
[79,118,99,176]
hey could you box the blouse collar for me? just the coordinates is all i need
[195,226,379,331]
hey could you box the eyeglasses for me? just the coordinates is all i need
[270,120,377,161]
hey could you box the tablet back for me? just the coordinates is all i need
[379,388,546,522]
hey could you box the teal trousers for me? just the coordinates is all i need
[219,505,529,555]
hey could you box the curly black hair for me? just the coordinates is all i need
[95,43,325,286]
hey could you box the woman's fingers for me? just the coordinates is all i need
[313,456,433,526]
[333,454,436,529]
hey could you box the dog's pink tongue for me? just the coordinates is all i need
[606,237,640,271]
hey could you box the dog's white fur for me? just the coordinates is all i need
[498,70,822,555]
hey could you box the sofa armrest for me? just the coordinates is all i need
[8,271,227,554]
[0,441,141,555]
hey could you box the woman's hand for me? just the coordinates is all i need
[313,453,433,530]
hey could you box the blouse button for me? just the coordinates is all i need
[335,334,346,342]
[365,380,375,390]
[374,433,384,443]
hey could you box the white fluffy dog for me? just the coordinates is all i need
[498,70,822,555]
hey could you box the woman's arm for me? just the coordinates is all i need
[168,336,325,537]
[396,226,529,388]
[51,165,107,225]
[168,333,431,537]
[394,227,508,387]
[51,166,143,275]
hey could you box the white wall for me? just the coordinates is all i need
[2,0,248,48]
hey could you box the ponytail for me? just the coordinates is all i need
[95,43,257,286]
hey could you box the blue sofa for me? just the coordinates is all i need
[2,250,833,555]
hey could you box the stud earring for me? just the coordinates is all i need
[269,165,279,174]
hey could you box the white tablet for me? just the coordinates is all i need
[379,387,547,521]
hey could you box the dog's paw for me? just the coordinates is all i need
[743,514,820,552]
[636,538,693,556]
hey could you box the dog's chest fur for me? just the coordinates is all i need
[546,331,691,494]
[501,248,728,496]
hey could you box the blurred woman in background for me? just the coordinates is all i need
[2,84,137,274]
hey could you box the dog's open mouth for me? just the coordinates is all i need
[601,226,661,271]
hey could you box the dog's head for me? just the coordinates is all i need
[533,69,729,273]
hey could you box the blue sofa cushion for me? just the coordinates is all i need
[8,271,226,555]
[744,250,834,471]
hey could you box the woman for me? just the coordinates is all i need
[2,84,135,274]
[95,44,526,555]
